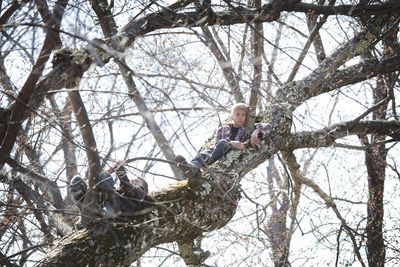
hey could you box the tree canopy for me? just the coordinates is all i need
[1,0,400,266]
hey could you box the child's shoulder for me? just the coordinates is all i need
[217,124,232,130]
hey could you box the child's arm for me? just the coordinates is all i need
[250,129,261,147]
[230,140,245,150]
[214,125,230,146]
[111,161,138,198]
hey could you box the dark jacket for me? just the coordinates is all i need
[115,166,147,215]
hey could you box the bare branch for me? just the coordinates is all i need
[286,8,329,83]
[246,0,263,129]
[196,27,244,103]
[0,0,68,166]
[2,156,64,209]
[282,151,366,267]
[0,169,72,236]
[306,1,326,64]
[49,97,78,183]
[0,0,30,25]
[67,90,101,186]
[118,62,183,178]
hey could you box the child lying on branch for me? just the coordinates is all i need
[70,161,149,217]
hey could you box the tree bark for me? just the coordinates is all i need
[35,175,241,266]
[362,14,399,265]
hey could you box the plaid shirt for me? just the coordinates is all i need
[213,123,272,148]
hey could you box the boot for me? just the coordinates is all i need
[175,155,199,179]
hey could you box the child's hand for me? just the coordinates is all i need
[230,141,245,150]
[107,160,126,173]
[114,160,126,169]
[251,130,260,147]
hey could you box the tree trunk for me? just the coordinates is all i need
[365,140,386,267]
[363,14,399,266]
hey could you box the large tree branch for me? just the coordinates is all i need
[35,176,240,266]
[313,55,400,98]
[287,120,400,150]
[35,0,63,47]
[291,1,400,17]
[119,1,400,46]
[67,91,101,185]
[264,157,291,266]
[67,90,103,225]
[90,0,118,37]
[275,18,384,110]
[261,16,387,158]
[246,0,263,128]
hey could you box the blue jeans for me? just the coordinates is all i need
[97,171,114,190]
[97,171,120,215]
[190,139,232,175]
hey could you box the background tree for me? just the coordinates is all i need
[1,0,400,266]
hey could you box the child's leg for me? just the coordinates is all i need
[208,139,231,165]
[97,171,114,190]
[97,171,118,216]
[190,150,213,176]
[190,150,212,168]
[175,150,212,179]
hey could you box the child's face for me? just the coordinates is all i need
[231,108,247,127]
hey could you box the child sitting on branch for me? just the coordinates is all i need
[175,102,272,179]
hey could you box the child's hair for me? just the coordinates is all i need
[231,102,249,115]
[131,177,148,194]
